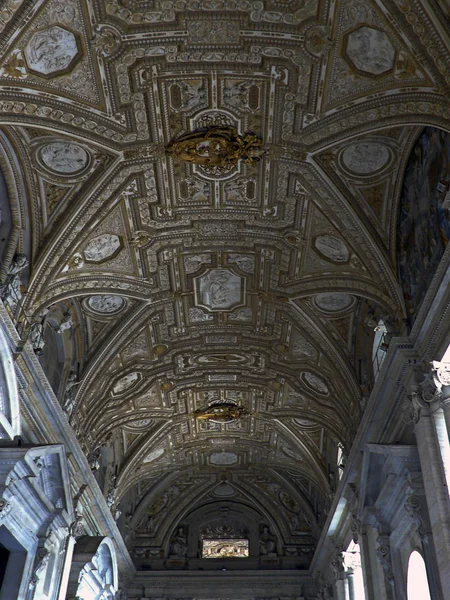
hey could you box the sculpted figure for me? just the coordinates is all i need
[29,321,46,355]
[259,525,277,556]
[63,372,80,416]
[56,313,73,334]
[170,526,188,557]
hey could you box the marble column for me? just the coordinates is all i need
[405,376,450,596]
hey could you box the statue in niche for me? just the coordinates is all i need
[259,525,277,556]
[194,402,248,424]
[170,526,188,557]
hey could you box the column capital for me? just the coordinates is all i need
[431,361,450,390]
[331,548,345,581]
[403,365,443,425]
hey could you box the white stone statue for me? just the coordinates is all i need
[63,372,80,416]
[1,253,28,309]
[57,313,73,334]
[29,322,45,355]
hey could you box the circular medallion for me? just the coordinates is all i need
[314,293,354,313]
[40,142,89,174]
[341,142,390,175]
[86,295,125,315]
[302,372,329,395]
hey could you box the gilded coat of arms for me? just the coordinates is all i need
[166,126,264,171]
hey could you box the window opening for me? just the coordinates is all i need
[407,551,431,600]
[202,539,249,558]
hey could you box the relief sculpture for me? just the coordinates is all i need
[25,26,81,77]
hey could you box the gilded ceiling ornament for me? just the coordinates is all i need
[165,127,265,172]
[194,402,248,423]
[130,230,153,248]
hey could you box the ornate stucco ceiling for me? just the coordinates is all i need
[1,0,449,566]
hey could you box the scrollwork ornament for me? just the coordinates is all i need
[376,534,394,583]
[92,24,123,58]
[404,494,428,541]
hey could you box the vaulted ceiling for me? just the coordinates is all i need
[1,0,449,567]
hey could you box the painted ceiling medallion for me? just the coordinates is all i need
[166,126,265,174]
[39,142,89,175]
[24,25,82,78]
[194,402,248,423]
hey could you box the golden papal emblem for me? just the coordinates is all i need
[166,126,265,170]
[194,402,248,424]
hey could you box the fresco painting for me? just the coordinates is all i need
[398,127,450,325]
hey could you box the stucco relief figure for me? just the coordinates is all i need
[228,254,255,273]
[223,80,252,112]
[259,525,277,556]
[341,142,389,175]
[314,293,353,313]
[166,126,264,169]
[25,26,80,76]
[40,142,88,174]
[194,402,248,423]
[170,526,188,557]
[87,295,125,314]
[313,235,350,263]
[197,268,243,311]
[345,27,395,76]
[83,233,122,263]
[172,80,206,111]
